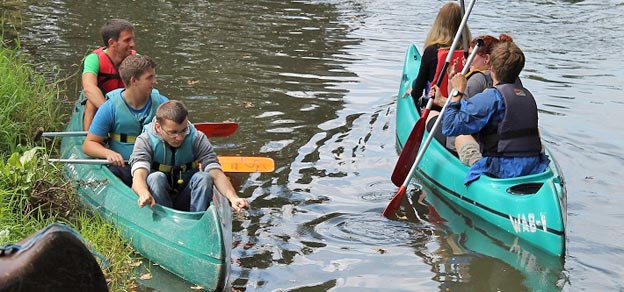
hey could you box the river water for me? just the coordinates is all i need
[3,0,623,291]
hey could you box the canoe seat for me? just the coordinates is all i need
[506,183,543,195]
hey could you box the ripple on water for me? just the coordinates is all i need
[302,212,432,247]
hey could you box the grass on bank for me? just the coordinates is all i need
[0,37,139,291]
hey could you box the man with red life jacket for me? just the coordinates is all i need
[82,19,137,131]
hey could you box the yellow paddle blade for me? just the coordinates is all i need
[217,156,275,173]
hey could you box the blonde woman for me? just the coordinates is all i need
[409,2,472,107]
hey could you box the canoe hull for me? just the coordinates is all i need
[59,101,232,290]
[395,44,566,256]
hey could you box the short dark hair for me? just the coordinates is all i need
[100,19,134,47]
[118,55,156,87]
[490,41,525,84]
[157,100,188,125]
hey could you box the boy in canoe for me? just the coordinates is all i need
[129,100,249,212]
[83,55,168,186]
[82,19,137,131]
[442,40,550,184]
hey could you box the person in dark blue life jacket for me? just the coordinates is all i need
[129,100,249,212]
[441,40,550,184]
[82,19,137,131]
[83,55,168,186]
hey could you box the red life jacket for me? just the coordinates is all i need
[93,47,136,94]
[432,49,465,97]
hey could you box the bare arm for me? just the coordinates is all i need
[209,169,248,211]
[82,73,106,108]
[132,168,155,208]
[82,133,125,166]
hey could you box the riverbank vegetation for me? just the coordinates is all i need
[0,37,138,291]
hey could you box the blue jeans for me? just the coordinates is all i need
[146,171,214,212]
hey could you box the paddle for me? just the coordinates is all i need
[382,47,483,219]
[35,122,238,140]
[390,0,476,187]
[384,39,482,218]
[48,156,275,173]
[459,0,470,59]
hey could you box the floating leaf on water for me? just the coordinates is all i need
[373,248,386,254]
[139,273,152,280]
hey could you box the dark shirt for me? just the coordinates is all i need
[411,44,440,99]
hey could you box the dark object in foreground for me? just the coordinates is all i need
[0,223,108,292]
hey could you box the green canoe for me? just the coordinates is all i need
[59,100,232,290]
[395,44,567,257]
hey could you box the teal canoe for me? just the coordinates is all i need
[58,99,232,290]
[395,44,567,257]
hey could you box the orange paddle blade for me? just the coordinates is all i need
[218,156,274,173]
[195,122,238,138]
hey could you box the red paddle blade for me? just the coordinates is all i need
[195,122,238,138]
[382,185,407,218]
[391,109,429,186]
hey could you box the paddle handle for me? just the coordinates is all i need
[41,131,88,137]
[459,0,470,59]
[38,122,238,139]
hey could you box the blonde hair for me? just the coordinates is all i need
[424,2,472,49]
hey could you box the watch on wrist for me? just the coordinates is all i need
[452,91,464,98]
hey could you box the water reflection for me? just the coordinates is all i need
[403,186,566,292]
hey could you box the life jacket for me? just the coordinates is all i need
[93,47,136,94]
[464,70,494,97]
[478,83,542,157]
[147,123,198,188]
[466,70,493,87]
[432,49,465,97]
[107,88,165,159]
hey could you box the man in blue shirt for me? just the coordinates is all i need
[83,55,168,186]
[441,41,549,184]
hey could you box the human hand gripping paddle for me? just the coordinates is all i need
[382,46,483,218]
[390,0,476,188]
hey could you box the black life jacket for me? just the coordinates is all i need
[478,83,542,157]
